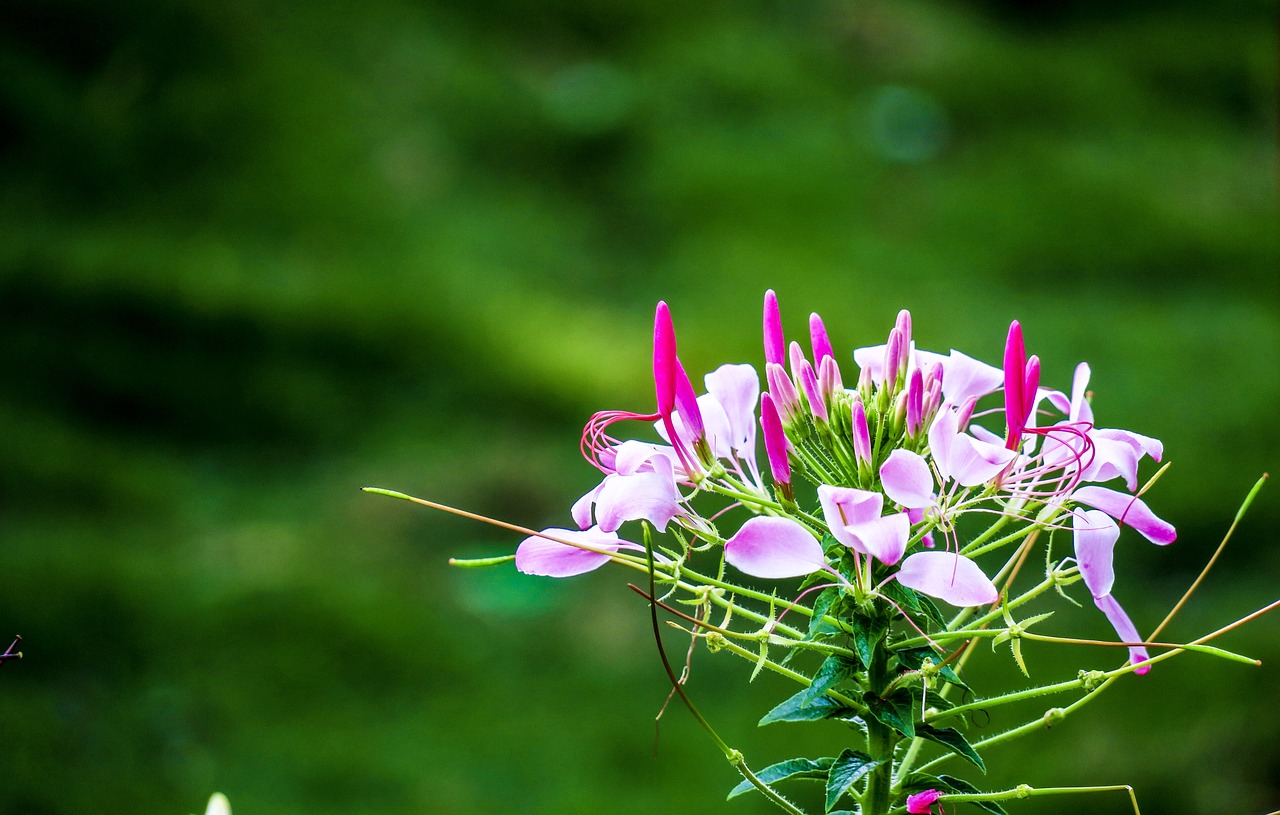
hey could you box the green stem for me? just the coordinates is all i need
[862,630,896,815]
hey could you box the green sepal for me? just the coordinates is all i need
[824,749,879,812]
[864,690,915,739]
[802,654,860,704]
[726,757,834,799]
[917,724,986,772]
[760,688,862,726]
[937,775,1009,815]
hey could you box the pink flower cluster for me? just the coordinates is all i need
[516,292,1173,670]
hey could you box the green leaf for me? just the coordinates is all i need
[916,594,948,628]
[864,691,915,739]
[917,724,986,772]
[760,688,862,726]
[852,615,887,667]
[726,757,834,799]
[824,749,879,812]
[802,654,859,704]
[937,775,1010,815]
[807,586,842,641]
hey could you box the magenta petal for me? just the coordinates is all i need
[516,527,623,577]
[897,552,998,607]
[1073,486,1176,545]
[880,449,934,509]
[1094,593,1151,675]
[725,516,825,579]
[818,484,883,547]
[1072,509,1119,598]
[760,393,790,485]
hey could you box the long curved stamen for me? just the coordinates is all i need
[580,409,661,473]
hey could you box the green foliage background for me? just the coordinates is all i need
[0,1,1276,813]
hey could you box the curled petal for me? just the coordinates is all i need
[1094,593,1151,675]
[880,449,934,509]
[849,512,911,565]
[595,459,681,533]
[929,407,1017,486]
[704,363,761,458]
[725,516,825,579]
[1073,486,1176,545]
[1072,509,1119,598]
[897,552,999,607]
[516,527,624,577]
[940,349,1003,404]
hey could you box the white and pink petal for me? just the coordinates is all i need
[725,516,826,579]
[896,552,998,607]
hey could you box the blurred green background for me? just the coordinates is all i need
[0,1,1276,813]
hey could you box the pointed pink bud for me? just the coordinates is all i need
[673,358,705,443]
[851,398,872,464]
[818,355,843,402]
[906,367,924,435]
[766,362,802,424]
[788,340,807,383]
[760,393,790,487]
[884,327,905,387]
[1003,320,1026,449]
[797,359,827,423]
[894,308,912,353]
[809,313,835,365]
[763,289,785,367]
[653,302,678,418]
[1022,354,1041,428]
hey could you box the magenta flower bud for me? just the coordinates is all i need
[1003,320,1026,450]
[766,362,802,424]
[763,289,785,367]
[1022,354,1041,427]
[759,393,791,487]
[851,397,872,464]
[809,312,835,365]
[653,301,678,418]
[906,367,924,435]
[906,789,943,814]
[922,360,943,391]
[798,358,827,423]
[884,327,905,387]
[818,355,843,403]
[857,363,874,395]
[674,358,705,443]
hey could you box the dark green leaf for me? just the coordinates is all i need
[902,772,947,794]
[760,687,862,726]
[937,775,1009,815]
[864,691,915,739]
[825,749,879,812]
[802,654,859,704]
[917,595,948,628]
[852,615,887,667]
[727,757,834,799]
[918,724,986,772]
[882,579,923,613]
[807,586,842,641]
